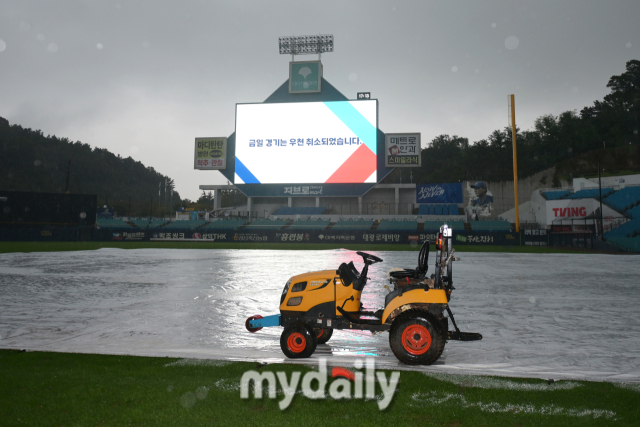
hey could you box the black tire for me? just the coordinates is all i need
[314,328,333,344]
[280,323,317,358]
[389,309,445,365]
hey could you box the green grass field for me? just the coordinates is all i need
[0,241,597,254]
[0,350,637,426]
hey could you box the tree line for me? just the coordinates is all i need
[0,119,180,217]
[388,59,640,186]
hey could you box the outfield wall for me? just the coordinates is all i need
[94,228,533,246]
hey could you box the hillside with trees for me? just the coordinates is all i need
[386,59,640,186]
[0,118,180,217]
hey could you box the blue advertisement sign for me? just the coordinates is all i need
[416,183,463,204]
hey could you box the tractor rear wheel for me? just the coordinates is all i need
[314,328,333,344]
[389,309,445,365]
[280,323,317,358]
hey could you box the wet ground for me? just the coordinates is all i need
[1,248,639,382]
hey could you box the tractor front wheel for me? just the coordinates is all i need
[389,309,445,365]
[314,328,333,344]
[280,323,317,358]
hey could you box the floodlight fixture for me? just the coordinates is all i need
[279,34,333,60]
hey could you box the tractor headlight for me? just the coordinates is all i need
[280,279,291,305]
[286,297,303,306]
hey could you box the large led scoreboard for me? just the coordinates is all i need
[210,76,396,198]
[234,100,377,185]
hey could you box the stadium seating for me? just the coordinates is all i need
[468,220,512,231]
[606,236,640,253]
[376,220,419,231]
[332,219,374,230]
[604,186,640,213]
[604,219,640,238]
[273,207,326,215]
[566,188,614,200]
[244,219,288,230]
[202,219,247,230]
[162,219,207,229]
[96,218,132,228]
[418,204,460,216]
[422,220,464,232]
[148,218,170,228]
[288,219,331,230]
[628,204,640,220]
[542,190,571,200]
[130,217,169,229]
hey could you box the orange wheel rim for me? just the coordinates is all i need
[317,329,324,339]
[287,332,306,353]
[401,324,431,355]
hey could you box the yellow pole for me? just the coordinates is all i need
[510,94,520,233]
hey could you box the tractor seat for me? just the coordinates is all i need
[337,261,366,291]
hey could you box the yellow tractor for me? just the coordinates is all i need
[246,224,481,365]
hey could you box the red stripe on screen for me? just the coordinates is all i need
[325,144,376,183]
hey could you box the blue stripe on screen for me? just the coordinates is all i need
[234,157,260,184]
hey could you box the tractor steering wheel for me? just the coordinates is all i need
[356,251,383,264]
[418,240,430,274]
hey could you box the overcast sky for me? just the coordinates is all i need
[1,0,638,201]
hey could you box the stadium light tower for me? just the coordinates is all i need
[279,34,334,61]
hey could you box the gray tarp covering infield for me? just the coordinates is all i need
[1,248,639,383]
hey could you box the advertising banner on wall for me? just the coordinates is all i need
[416,183,463,204]
[546,198,622,227]
[385,133,420,167]
[546,199,596,225]
[93,228,520,246]
[194,137,227,170]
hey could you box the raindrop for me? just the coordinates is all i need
[474,69,479,73]
[626,42,632,48]
[392,7,396,11]
[142,40,149,48]
[348,72,357,82]
[47,43,58,53]
[130,146,139,154]
[97,43,103,50]
[24,207,30,212]
[491,23,497,28]
[571,86,578,94]
[195,386,208,400]
[167,385,174,392]
[0,40,6,52]
[634,129,638,135]
[567,147,573,153]
[180,391,196,408]
[2,207,9,214]
[451,66,458,72]
[505,36,519,50]
[20,21,31,32]
[79,212,86,219]
[409,240,418,248]
[37,33,45,41]
[529,297,536,304]
[34,159,41,166]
